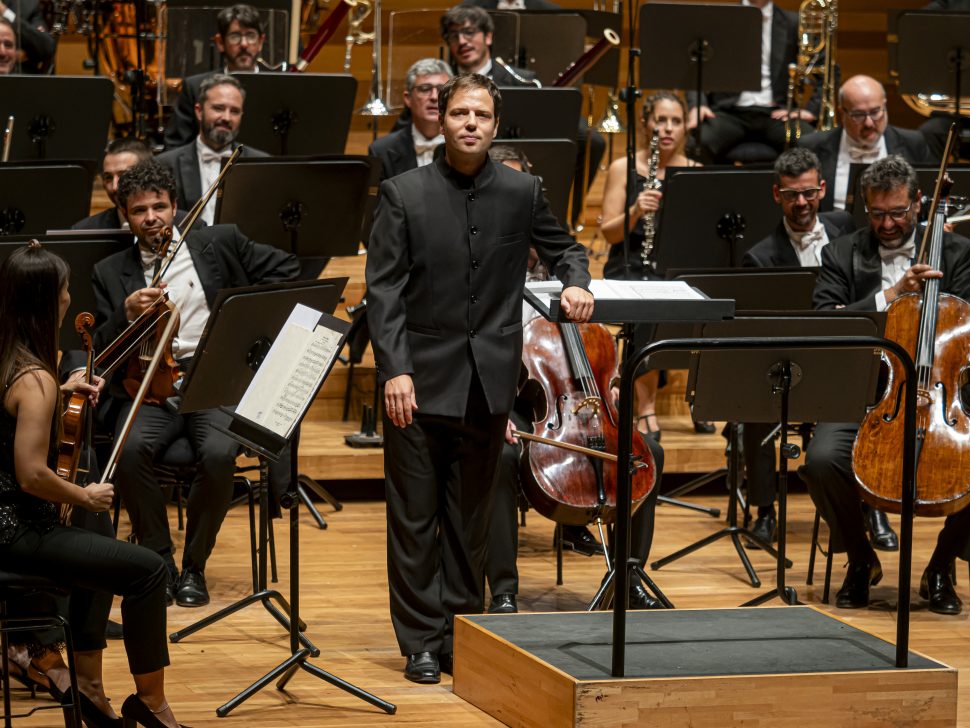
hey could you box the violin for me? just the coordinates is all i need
[852,126,970,516]
[517,316,655,525]
[56,312,95,482]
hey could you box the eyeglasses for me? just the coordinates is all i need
[444,27,480,43]
[411,83,444,97]
[225,30,261,45]
[778,187,821,202]
[865,202,913,222]
[843,106,885,124]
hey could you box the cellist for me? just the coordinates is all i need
[802,156,970,615]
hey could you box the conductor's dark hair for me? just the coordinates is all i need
[440,6,493,39]
[117,160,178,211]
[438,73,502,120]
[859,155,919,202]
[773,147,821,185]
[488,144,530,170]
[217,4,264,36]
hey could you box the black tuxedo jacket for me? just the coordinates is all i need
[72,207,123,231]
[366,155,591,417]
[798,126,935,212]
[742,210,855,268]
[8,0,55,73]
[155,141,268,212]
[813,227,970,310]
[368,125,418,181]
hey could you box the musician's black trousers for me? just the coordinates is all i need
[114,402,240,572]
[801,422,970,565]
[0,523,169,674]
[742,422,778,509]
[696,106,813,162]
[383,373,507,657]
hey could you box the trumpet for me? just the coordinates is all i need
[784,0,838,146]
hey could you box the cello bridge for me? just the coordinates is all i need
[571,397,601,416]
[917,388,932,407]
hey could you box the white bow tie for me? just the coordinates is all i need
[200,145,232,165]
[791,227,824,249]
[414,137,443,156]
[847,143,879,162]
[879,239,915,263]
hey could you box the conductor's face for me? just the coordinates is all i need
[126,189,177,251]
[442,86,497,162]
[446,23,492,73]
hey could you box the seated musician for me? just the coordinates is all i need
[0,18,16,74]
[802,155,970,615]
[459,0,560,10]
[798,75,934,212]
[163,3,267,149]
[741,148,903,551]
[90,160,299,608]
[368,58,452,181]
[73,138,153,230]
[599,91,710,441]
[0,0,54,73]
[156,74,267,226]
[686,0,814,163]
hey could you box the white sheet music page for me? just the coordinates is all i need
[235,303,344,439]
[525,279,705,314]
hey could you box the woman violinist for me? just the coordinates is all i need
[0,243,184,727]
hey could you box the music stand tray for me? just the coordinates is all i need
[0,164,93,234]
[234,73,357,156]
[496,88,581,142]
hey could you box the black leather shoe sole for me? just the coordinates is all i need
[404,653,440,684]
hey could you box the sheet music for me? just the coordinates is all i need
[235,303,343,439]
[525,279,705,312]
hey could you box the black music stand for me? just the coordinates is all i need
[0,164,93,235]
[0,77,113,161]
[492,139,576,227]
[233,73,357,156]
[639,3,761,152]
[652,168,778,275]
[496,88,581,141]
[897,11,970,128]
[572,10,622,88]
[513,13,585,85]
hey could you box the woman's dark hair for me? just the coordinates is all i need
[641,91,686,122]
[0,243,70,438]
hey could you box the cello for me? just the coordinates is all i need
[516,316,656,526]
[852,126,970,516]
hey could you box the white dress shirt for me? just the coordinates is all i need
[873,231,916,312]
[412,125,444,167]
[497,0,526,8]
[833,130,888,210]
[784,217,829,267]
[196,137,233,226]
[736,1,775,108]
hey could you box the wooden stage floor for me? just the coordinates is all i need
[11,494,970,727]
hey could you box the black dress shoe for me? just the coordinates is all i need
[865,508,899,551]
[105,619,123,641]
[404,652,440,684]
[835,557,883,609]
[163,557,179,607]
[693,420,716,434]
[438,652,453,676]
[488,594,518,614]
[120,694,187,728]
[176,569,209,608]
[560,525,602,557]
[920,567,963,615]
[63,687,123,727]
[629,583,661,609]
[745,511,777,550]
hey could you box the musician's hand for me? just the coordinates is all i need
[384,374,417,428]
[83,481,115,512]
[61,372,105,407]
[631,189,662,217]
[687,105,714,130]
[124,285,166,321]
[886,263,943,303]
[770,108,817,122]
[505,419,519,445]
[560,286,594,323]
[944,222,955,234]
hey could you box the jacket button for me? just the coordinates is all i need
[467,192,475,201]
[471,259,480,269]
[470,226,479,235]
[471,295,479,304]
[469,329,477,338]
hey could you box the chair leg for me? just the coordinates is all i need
[822,534,834,605]
[267,506,278,584]
[807,511,821,586]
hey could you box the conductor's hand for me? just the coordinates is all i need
[885,263,943,304]
[83,481,115,512]
[688,105,714,130]
[560,286,594,323]
[61,372,105,407]
[631,189,662,217]
[385,374,417,428]
[124,284,166,322]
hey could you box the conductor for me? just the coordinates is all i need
[366,73,594,684]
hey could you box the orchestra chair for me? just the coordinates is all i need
[0,572,81,727]
[805,510,835,604]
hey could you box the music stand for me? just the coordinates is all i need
[0,164,94,235]
[639,3,761,151]
[215,155,372,279]
[897,11,970,124]
[492,139,576,227]
[513,12,585,85]
[652,168,778,275]
[496,88,581,141]
[572,10,622,88]
[0,77,113,161]
[233,73,357,156]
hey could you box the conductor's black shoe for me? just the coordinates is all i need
[438,652,453,676]
[865,508,899,551]
[175,569,209,608]
[919,567,963,615]
[560,525,601,557]
[745,511,777,550]
[488,594,518,614]
[105,619,123,640]
[404,652,440,684]
[835,557,882,609]
[629,583,661,610]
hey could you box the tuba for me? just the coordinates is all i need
[784,0,838,146]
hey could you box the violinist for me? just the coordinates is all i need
[0,243,184,728]
[802,156,970,614]
[87,160,299,609]
[366,74,592,685]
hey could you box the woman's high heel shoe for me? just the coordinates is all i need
[120,694,186,728]
[62,687,123,728]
